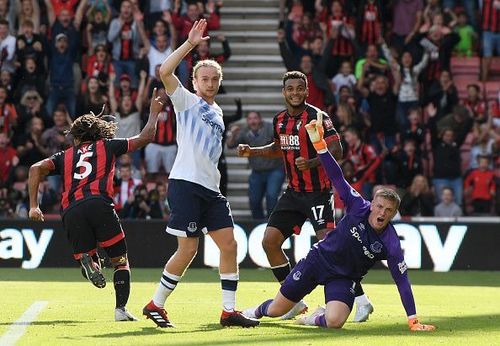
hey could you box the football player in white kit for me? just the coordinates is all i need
[142,19,259,328]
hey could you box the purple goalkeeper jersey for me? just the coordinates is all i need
[313,150,416,317]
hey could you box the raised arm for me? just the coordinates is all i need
[237,140,282,158]
[28,158,55,221]
[128,88,162,151]
[159,19,210,95]
[44,0,55,27]
[135,70,147,112]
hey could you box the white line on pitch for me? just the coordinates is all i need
[0,301,48,346]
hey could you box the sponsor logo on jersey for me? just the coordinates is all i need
[279,134,300,150]
[78,144,93,154]
[293,271,302,281]
[370,241,383,253]
[324,118,334,130]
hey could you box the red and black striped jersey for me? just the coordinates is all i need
[48,138,130,212]
[482,0,500,33]
[273,104,340,192]
[153,102,176,146]
[359,2,382,45]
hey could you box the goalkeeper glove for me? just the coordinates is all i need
[305,111,327,153]
[408,317,436,332]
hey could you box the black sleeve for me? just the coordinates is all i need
[105,138,130,157]
[47,151,64,176]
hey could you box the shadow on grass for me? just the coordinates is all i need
[83,314,500,345]
[0,320,89,326]
[1,269,499,287]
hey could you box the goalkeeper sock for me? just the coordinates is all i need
[256,299,273,318]
[271,262,291,283]
[113,267,130,309]
[355,294,370,307]
[221,273,239,312]
[153,270,181,308]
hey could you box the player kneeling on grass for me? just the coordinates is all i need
[28,89,164,322]
[243,112,436,332]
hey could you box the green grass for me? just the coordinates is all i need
[1,268,500,345]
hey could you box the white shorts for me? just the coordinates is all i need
[145,143,177,174]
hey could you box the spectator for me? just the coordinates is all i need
[15,116,48,167]
[0,132,18,186]
[0,85,17,137]
[45,0,86,49]
[428,103,464,205]
[40,106,72,193]
[425,70,459,121]
[331,61,356,101]
[400,107,426,154]
[227,111,285,220]
[109,71,146,168]
[155,181,170,219]
[442,0,477,31]
[121,184,160,219]
[15,0,41,33]
[354,44,388,82]
[437,105,473,148]
[16,19,46,75]
[391,0,424,54]
[144,33,175,78]
[434,186,463,217]
[47,0,79,18]
[469,122,495,170]
[116,152,142,180]
[343,126,378,198]
[143,0,172,31]
[381,38,429,132]
[399,174,434,216]
[171,0,220,44]
[14,57,46,101]
[0,19,16,73]
[364,74,400,152]
[390,138,424,189]
[46,33,77,117]
[85,0,112,53]
[77,76,109,116]
[453,10,477,57]
[279,30,333,111]
[464,155,496,215]
[16,89,48,135]
[107,0,148,87]
[356,0,384,48]
[144,88,176,179]
[85,44,114,94]
[462,84,487,123]
[481,0,500,80]
[114,163,141,211]
[333,102,365,134]
[0,70,14,101]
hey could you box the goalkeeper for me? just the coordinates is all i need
[243,112,436,332]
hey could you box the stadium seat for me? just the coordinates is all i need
[454,78,482,99]
[484,81,500,101]
[451,57,480,79]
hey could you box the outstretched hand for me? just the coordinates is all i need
[150,88,164,114]
[187,19,210,46]
[305,111,326,152]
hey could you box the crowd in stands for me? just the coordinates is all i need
[277,0,500,217]
[0,0,226,219]
[2,0,500,220]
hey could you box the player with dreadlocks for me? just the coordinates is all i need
[28,88,164,322]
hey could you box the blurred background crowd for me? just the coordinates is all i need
[0,0,499,220]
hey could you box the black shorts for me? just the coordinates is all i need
[62,198,127,260]
[267,188,335,238]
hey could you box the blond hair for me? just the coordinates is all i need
[192,59,223,80]
[374,187,401,209]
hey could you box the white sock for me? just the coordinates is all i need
[152,270,182,308]
[355,294,370,307]
[220,273,239,312]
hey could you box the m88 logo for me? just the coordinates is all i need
[280,134,300,149]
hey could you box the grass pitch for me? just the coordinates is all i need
[1,268,499,345]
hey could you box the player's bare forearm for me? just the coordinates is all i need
[250,142,281,158]
[129,110,159,151]
[28,160,52,209]
[329,139,343,160]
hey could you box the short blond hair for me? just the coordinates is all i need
[374,187,401,209]
[192,59,223,80]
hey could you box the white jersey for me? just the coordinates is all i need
[167,81,224,192]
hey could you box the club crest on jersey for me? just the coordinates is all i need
[293,271,302,281]
[324,118,334,130]
[187,222,197,233]
[78,144,93,154]
[296,120,302,130]
[370,241,383,253]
